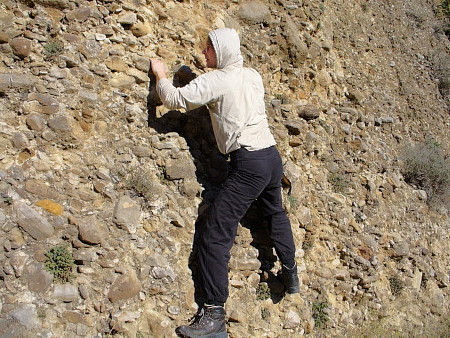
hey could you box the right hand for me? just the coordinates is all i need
[150,58,167,81]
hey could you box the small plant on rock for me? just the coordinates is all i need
[44,245,75,283]
[389,276,404,297]
[312,301,329,329]
[261,307,270,320]
[287,194,298,211]
[43,40,64,57]
[274,93,290,104]
[256,283,271,300]
[328,173,349,193]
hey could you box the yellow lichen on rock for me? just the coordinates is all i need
[35,199,64,216]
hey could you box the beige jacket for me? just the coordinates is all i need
[156,28,276,154]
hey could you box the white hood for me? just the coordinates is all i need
[208,28,244,69]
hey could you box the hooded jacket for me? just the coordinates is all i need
[156,28,276,154]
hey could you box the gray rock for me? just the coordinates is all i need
[49,67,69,79]
[0,74,37,91]
[152,267,168,279]
[0,209,5,225]
[118,12,137,25]
[165,158,196,180]
[26,114,46,131]
[10,304,40,329]
[132,145,152,157]
[284,120,303,135]
[284,309,301,329]
[79,284,90,300]
[26,262,53,293]
[108,270,142,302]
[113,196,141,233]
[393,241,410,257]
[110,74,136,88]
[78,216,108,245]
[34,0,70,9]
[25,179,60,200]
[48,115,72,132]
[229,258,261,271]
[72,249,98,263]
[298,105,321,120]
[53,284,79,302]
[78,90,98,102]
[237,1,271,24]
[14,201,54,240]
[11,132,30,149]
[78,39,103,59]
[10,251,29,277]
[66,7,94,22]
[147,253,169,267]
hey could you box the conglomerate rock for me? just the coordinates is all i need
[0,0,449,337]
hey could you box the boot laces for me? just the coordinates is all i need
[188,307,216,328]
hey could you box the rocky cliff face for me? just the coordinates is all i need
[0,0,449,337]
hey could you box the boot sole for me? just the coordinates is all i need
[286,287,300,294]
[180,332,228,338]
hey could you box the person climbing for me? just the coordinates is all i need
[150,27,299,338]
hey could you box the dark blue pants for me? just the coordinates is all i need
[198,146,296,304]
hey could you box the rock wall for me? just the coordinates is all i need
[0,0,449,337]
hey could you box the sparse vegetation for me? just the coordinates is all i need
[441,0,450,18]
[328,173,349,193]
[44,245,75,283]
[287,194,298,211]
[302,239,314,253]
[389,277,404,297]
[43,40,64,57]
[256,283,271,300]
[402,138,450,209]
[274,93,290,104]
[261,308,270,320]
[117,166,165,201]
[312,301,329,329]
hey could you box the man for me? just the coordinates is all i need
[150,28,299,338]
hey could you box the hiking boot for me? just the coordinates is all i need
[281,263,300,294]
[175,305,227,338]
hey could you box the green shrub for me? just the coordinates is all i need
[328,173,349,193]
[402,138,450,208]
[256,283,271,300]
[441,0,450,18]
[44,245,75,283]
[287,194,298,211]
[261,308,270,320]
[312,302,329,329]
[389,277,404,297]
[43,40,64,57]
[274,93,290,104]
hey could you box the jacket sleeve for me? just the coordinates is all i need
[156,74,216,111]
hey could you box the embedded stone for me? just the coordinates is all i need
[26,114,46,131]
[10,38,32,59]
[14,201,54,240]
[26,262,53,293]
[113,196,141,233]
[78,215,108,245]
[11,132,30,149]
[237,1,271,24]
[165,158,196,180]
[48,115,72,132]
[53,284,79,302]
[108,270,142,302]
